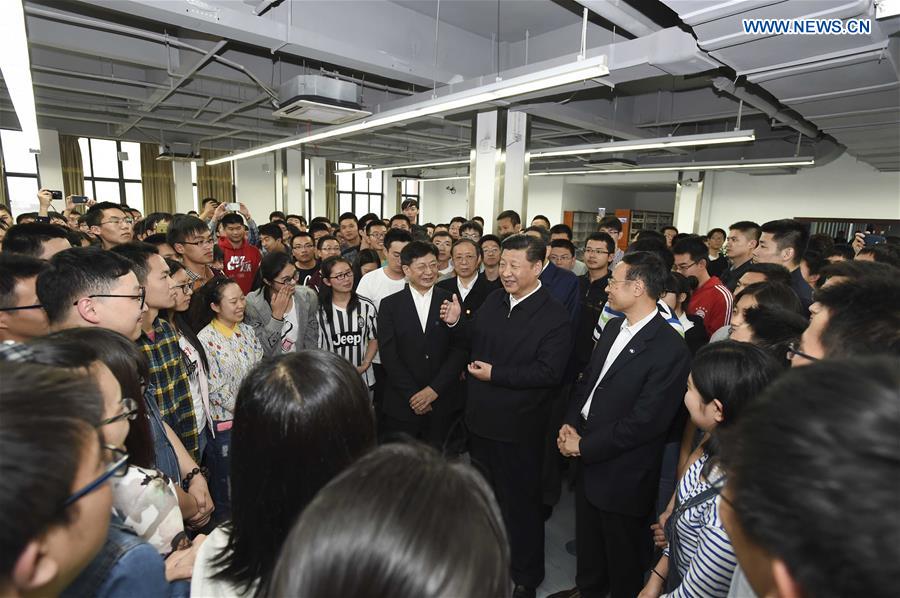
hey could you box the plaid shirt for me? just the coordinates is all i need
[139,317,200,462]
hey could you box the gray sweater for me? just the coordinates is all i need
[244,286,319,357]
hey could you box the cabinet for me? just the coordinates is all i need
[617,209,674,248]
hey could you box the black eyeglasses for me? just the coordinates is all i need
[172,282,193,295]
[63,445,129,507]
[0,303,43,312]
[181,237,215,247]
[74,286,146,309]
[329,270,353,281]
[99,398,138,427]
[274,271,301,285]
[786,342,820,363]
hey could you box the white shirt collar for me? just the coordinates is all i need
[623,307,658,335]
[457,274,478,290]
[509,281,542,312]
[677,310,694,331]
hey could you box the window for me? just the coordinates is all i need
[1,129,41,217]
[80,138,143,214]
[401,179,419,206]
[336,162,383,218]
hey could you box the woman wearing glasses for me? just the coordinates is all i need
[244,250,319,357]
[639,342,781,598]
[316,256,378,392]
[191,277,264,521]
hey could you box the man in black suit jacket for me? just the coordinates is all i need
[466,235,572,597]
[436,238,503,318]
[378,241,467,449]
[525,226,580,322]
[557,251,691,598]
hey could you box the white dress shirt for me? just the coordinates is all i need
[410,286,434,333]
[580,307,658,419]
[456,274,478,303]
[508,281,542,315]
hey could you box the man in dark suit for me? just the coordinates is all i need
[378,241,467,449]
[525,226,580,322]
[436,238,503,319]
[556,251,691,598]
[466,234,572,597]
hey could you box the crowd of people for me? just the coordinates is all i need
[1,189,898,598]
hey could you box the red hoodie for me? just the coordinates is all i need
[218,236,261,294]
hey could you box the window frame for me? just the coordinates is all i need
[0,129,41,215]
[80,138,142,210]
[336,162,383,218]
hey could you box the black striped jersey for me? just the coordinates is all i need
[316,295,378,387]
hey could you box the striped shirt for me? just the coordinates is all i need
[593,299,684,343]
[139,317,200,462]
[317,296,378,387]
[663,453,737,598]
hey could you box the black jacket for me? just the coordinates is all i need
[465,285,572,443]
[540,260,580,323]
[378,285,468,422]
[436,273,502,320]
[566,314,691,517]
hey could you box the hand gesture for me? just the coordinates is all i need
[270,284,293,320]
[213,202,228,221]
[37,188,53,213]
[187,474,214,523]
[557,424,581,457]
[440,294,461,325]
[238,202,251,220]
[410,386,438,415]
[651,509,671,549]
[164,534,207,581]
[852,231,865,255]
[199,200,217,222]
[467,360,492,382]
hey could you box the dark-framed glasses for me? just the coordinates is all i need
[329,270,353,281]
[786,342,820,363]
[172,282,193,296]
[0,303,43,312]
[99,398,138,427]
[274,270,301,285]
[674,260,699,273]
[74,286,146,309]
[63,445,129,507]
[100,217,134,227]
[181,237,215,247]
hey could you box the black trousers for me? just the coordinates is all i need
[380,410,454,452]
[469,432,545,589]
[575,466,652,598]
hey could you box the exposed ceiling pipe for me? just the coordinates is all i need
[574,0,661,37]
[712,77,820,140]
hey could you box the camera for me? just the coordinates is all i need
[50,190,63,200]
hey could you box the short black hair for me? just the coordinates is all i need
[0,254,49,309]
[814,274,900,357]
[291,231,313,244]
[626,237,674,271]
[269,210,287,221]
[760,219,810,264]
[449,216,467,226]
[365,219,387,235]
[400,241,438,266]
[2,223,70,258]
[316,235,340,251]
[479,234,501,248]
[339,212,358,225]
[166,214,209,247]
[309,221,330,236]
[707,227,726,239]
[825,244,855,261]
[401,199,419,210]
[84,201,127,228]
[501,234,545,265]
[459,220,483,237]
[857,244,900,268]
[597,215,622,233]
[143,233,170,248]
[729,220,761,241]
[268,443,510,598]
[672,235,709,265]
[472,216,485,226]
[742,305,808,367]
[734,281,803,315]
[389,213,411,227]
[431,230,452,242]
[719,356,900,598]
[550,239,575,257]
[383,228,412,251]
[201,197,219,208]
[744,262,792,286]
[531,214,551,228]
[661,225,678,234]
[36,247,134,325]
[451,238,482,259]
[258,222,284,241]
[111,241,161,285]
[549,223,573,239]
[497,210,521,226]
[286,214,306,225]
[221,213,245,228]
[523,226,550,244]
[818,259,893,286]
[801,249,829,286]
[636,229,666,243]
[585,231,616,254]
[620,251,667,300]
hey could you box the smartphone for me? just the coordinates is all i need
[50,190,63,200]
[225,202,240,212]
[71,195,90,204]
[864,234,886,246]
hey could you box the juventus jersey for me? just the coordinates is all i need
[317,295,378,387]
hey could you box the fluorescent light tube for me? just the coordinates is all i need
[530,130,756,158]
[207,57,609,165]
[400,175,470,182]
[335,159,469,173]
[0,0,40,153]
[530,157,815,175]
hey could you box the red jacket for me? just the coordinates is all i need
[688,275,733,337]
[218,237,261,294]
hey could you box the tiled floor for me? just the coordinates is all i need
[538,487,577,597]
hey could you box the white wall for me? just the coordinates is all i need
[421,179,469,224]
[37,129,64,192]
[234,153,278,221]
[172,161,194,213]
[700,153,900,230]
[526,176,564,223]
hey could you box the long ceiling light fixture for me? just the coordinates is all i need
[394,174,470,182]
[530,130,756,159]
[530,156,815,175]
[335,159,469,173]
[0,0,41,153]
[207,56,610,165]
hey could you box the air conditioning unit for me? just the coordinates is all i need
[156,145,202,162]
[272,75,371,124]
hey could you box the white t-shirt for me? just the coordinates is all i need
[355,267,407,366]
[177,336,209,434]
[280,297,299,353]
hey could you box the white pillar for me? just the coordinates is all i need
[172,161,195,213]
[284,148,304,217]
[672,171,704,234]
[310,157,327,218]
[36,129,64,192]
[502,111,530,217]
[469,110,503,233]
